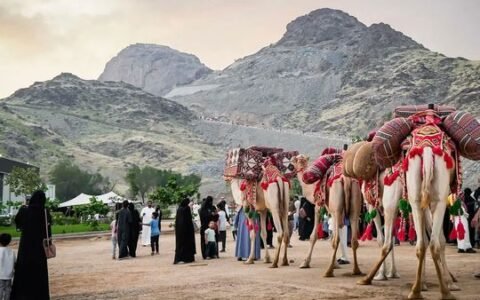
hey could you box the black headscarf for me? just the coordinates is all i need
[180,198,191,207]
[29,190,47,208]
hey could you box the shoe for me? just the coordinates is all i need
[458,249,465,253]
[237,257,243,261]
[474,272,480,279]
[288,244,293,248]
[220,250,226,252]
[466,248,476,253]
[268,245,275,249]
[337,258,350,265]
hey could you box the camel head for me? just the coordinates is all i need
[292,154,309,172]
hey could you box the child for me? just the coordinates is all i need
[145,212,160,256]
[204,221,217,259]
[0,233,15,300]
[110,219,117,259]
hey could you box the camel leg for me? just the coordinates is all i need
[324,211,341,277]
[259,210,271,264]
[245,216,256,265]
[429,200,455,300]
[350,183,363,276]
[267,183,284,268]
[371,205,387,280]
[300,204,320,269]
[406,156,426,299]
[439,228,460,291]
[281,182,290,266]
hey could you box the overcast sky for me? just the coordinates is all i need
[1,0,479,98]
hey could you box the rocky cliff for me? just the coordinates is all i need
[99,44,212,96]
[168,8,480,136]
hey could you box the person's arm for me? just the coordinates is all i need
[204,230,209,244]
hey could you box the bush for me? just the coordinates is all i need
[0,216,12,226]
[51,212,79,225]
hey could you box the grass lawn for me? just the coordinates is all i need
[0,223,110,238]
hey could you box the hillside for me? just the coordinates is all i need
[168,8,480,136]
[1,73,220,190]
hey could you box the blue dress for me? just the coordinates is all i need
[234,207,261,260]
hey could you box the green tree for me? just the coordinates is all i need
[49,160,111,202]
[126,166,166,203]
[5,167,46,196]
[76,197,110,230]
[149,175,201,208]
[290,177,303,199]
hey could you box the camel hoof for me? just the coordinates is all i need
[448,283,461,292]
[352,270,364,276]
[324,270,334,278]
[357,278,372,286]
[407,291,424,299]
[374,274,387,281]
[281,260,289,267]
[421,283,428,292]
[441,293,456,300]
[244,259,254,265]
[387,272,400,279]
[270,264,278,269]
[450,272,458,283]
[299,261,310,269]
[264,258,272,264]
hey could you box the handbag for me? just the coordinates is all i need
[299,207,307,219]
[43,209,56,259]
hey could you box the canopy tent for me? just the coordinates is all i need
[58,191,125,208]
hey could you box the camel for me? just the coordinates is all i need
[357,168,402,284]
[292,154,363,277]
[228,159,290,268]
[403,121,458,299]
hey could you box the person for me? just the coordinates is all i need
[11,190,51,300]
[234,206,261,261]
[449,194,476,253]
[140,201,155,246]
[217,202,228,252]
[155,205,163,233]
[117,200,132,260]
[199,196,216,259]
[472,207,480,278]
[328,215,350,264]
[145,212,160,255]
[174,198,196,264]
[265,212,274,248]
[109,219,117,259]
[299,197,314,241]
[0,233,15,300]
[128,203,141,257]
[464,188,478,247]
[204,221,218,259]
[294,198,301,232]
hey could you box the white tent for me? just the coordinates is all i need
[58,191,125,208]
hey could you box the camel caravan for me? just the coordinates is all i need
[223,104,480,299]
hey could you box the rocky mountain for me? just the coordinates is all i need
[99,44,212,96]
[168,8,480,136]
[1,73,220,190]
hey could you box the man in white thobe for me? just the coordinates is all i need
[140,201,155,246]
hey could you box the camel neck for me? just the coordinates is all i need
[296,171,316,204]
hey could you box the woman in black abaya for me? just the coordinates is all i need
[174,198,196,264]
[11,190,52,300]
[199,196,216,259]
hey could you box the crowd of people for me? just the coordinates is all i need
[1,185,479,300]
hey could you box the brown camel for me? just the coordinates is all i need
[292,154,363,277]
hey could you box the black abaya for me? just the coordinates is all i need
[128,204,141,257]
[199,197,215,259]
[117,207,132,259]
[11,190,51,300]
[174,200,196,263]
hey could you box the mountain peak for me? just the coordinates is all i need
[52,72,81,81]
[278,8,366,46]
[99,43,212,96]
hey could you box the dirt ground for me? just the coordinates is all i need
[45,231,480,300]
